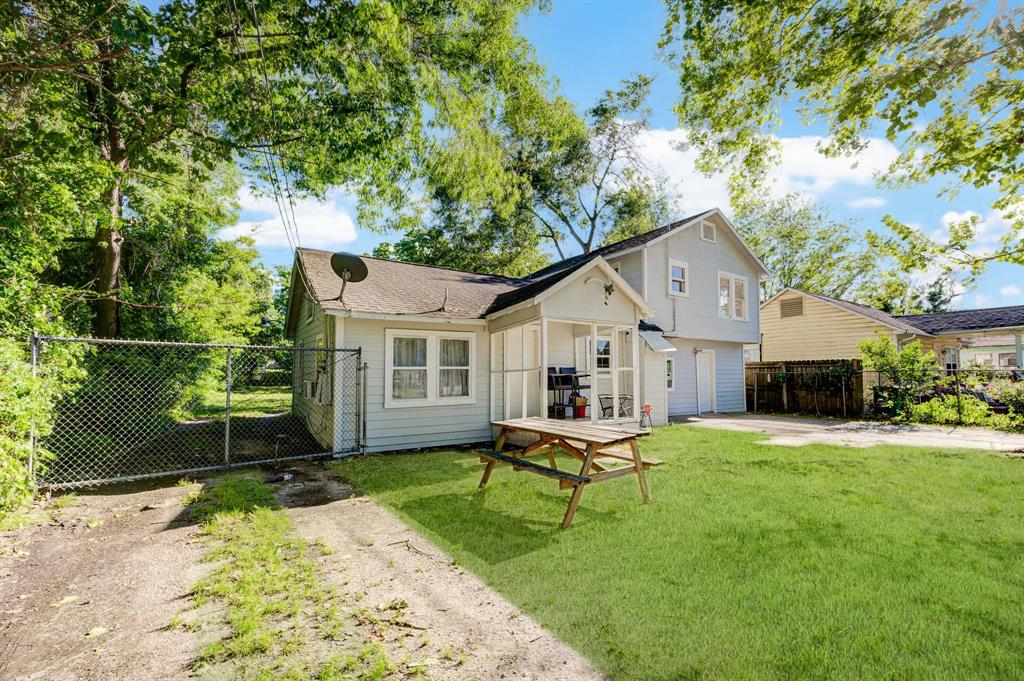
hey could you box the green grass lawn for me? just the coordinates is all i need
[193,386,292,419]
[337,425,1024,681]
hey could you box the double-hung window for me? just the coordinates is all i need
[385,330,475,407]
[718,272,748,321]
[666,358,675,391]
[668,259,688,297]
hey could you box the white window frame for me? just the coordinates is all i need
[666,357,675,391]
[384,329,476,408]
[718,271,749,321]
[668,259,689,298]
[700,220,717,243]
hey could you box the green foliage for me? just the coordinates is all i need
[856,271,958,315]
[0,338,85,516]
[732,193,876,301]
[859,333,939,418]
[994,382,1024,428]
[660,0,1024,281]
[910,394,996,426]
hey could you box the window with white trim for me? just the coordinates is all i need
[668,259,688,297]
[718,272,748,321]
[666,357,675,391]
[700,220,716,243]
[385,330,475,407]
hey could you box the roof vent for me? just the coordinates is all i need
[780,297,804,318]
[700,221,717,243]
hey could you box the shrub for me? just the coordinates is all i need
[910,394,995,427]
[994,382,1024,429]
[0,340,53,513]
[859,333,939,420]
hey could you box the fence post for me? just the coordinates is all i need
[28,331,39,490]
[753,370,758,413]
[224,347,232,466]
[781,362,788,412]
[954,368,962,426]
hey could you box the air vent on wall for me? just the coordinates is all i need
[780,298,804,318]
[700,221,716,243]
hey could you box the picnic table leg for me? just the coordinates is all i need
[480,428,509,488]
[561,444,597,529]
[629,439,651,503]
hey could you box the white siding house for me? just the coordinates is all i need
[285,208,770,452]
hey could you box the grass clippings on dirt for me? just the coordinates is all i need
[176,473,413,680]
[337,424,1024,681]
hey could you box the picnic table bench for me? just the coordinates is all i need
[477,417,662,528]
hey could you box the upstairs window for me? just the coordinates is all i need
[700,220,717,243]
[668,259,688,297]
[718,272,748,321]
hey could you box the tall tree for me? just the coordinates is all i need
[1,0,544,336]
[732,194,877,301]
[857,272,958,315]
[517,74,679,257]
[660,0,1024,279]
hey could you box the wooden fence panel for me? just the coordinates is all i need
[746,360,863,417]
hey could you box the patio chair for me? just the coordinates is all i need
[618,394,634,417]
[598,394,615,418]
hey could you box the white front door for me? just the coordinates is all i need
[696,351,716,413]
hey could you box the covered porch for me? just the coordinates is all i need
[484,256,653,427]
[489,319,642,426]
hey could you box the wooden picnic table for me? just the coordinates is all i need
[477,417,662,528]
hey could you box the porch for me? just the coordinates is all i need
[489,318,642,426]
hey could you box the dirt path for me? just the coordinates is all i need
[679,413,1024,452]
[287,471,604,680]
[0,481,206,681]
[1,461,603,681]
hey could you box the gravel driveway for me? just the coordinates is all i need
[677,413,1024,452]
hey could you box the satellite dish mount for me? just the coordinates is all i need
[330,252,368,303]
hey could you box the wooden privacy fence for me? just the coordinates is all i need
[746,360,864,417]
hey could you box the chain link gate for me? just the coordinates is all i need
[31,335,362,489]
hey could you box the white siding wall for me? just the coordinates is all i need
[292,295,333,448]
[642,348,669,426]
[345,317,492,453]
[644,216,761,343]
[666,338,746,415]
[609,251,644,299]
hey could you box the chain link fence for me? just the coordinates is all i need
[32,335,362,489]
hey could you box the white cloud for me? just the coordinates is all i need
[634,128,900,214]
[847,196,887,209]
[1001,285,1021,297]
[937,209,1012,249]
[973,293,992,307]
[219,187,359,249]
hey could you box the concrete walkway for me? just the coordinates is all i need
[675,413,1024,453]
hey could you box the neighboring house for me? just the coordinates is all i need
[284,209,770,453]
[755,288,1024,370]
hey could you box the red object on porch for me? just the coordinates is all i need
[575,405,587,419]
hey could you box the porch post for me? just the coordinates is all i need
[590,322,598,424]
[611,327,619,423]
[632,324,640,423]
[540,318,549,418]
[1016,332,1022,370]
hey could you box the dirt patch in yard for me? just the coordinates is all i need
[0,460,601,680]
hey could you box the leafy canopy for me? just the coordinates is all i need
[661,0,1024,277]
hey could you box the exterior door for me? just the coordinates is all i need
[696,351,716,413]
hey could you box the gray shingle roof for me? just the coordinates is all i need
[897,306,1024,334]
[297,249,524,319]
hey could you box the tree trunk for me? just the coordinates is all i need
[92,175,125,338]
[91,45,128,338]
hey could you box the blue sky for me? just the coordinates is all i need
[230,0,1023,309]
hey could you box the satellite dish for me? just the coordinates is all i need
[330,252,368,301]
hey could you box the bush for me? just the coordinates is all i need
[860,333,939,420]
[910,394,996,427]
[994,382,1024,429]
[0,340,53,513]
